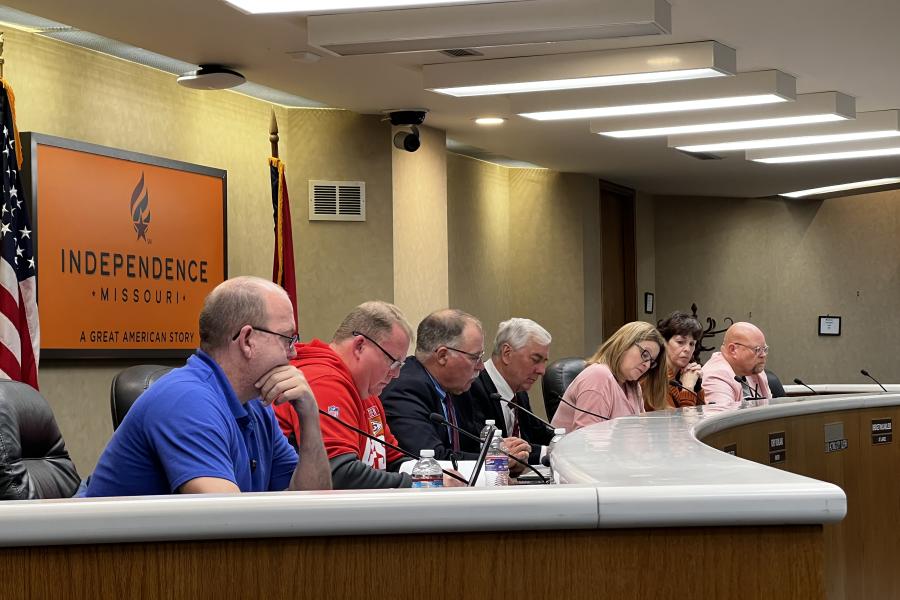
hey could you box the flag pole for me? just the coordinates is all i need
[269,109,279,158]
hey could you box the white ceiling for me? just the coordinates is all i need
[7,0,900,197]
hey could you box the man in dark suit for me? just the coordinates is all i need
[381,309,531,471]
[457,318,554,465]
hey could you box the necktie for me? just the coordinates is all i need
[443,395,460,452]
[510,402,520,438]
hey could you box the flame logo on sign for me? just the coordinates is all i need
[130,173,151,242]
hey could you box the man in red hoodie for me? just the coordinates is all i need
[275,301,457,488]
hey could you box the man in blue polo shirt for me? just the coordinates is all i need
[85,276,332,496]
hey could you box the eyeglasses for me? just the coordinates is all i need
[733,342,769,356]
[444,346,484,364]
[232,326,299,349]
[352,330,405,370]
[632,343,659,369]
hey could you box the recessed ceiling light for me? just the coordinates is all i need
[474,117,506,125]
[602,114,846,138]
[222,0,527,14]
[754,147,900,164]
[669,109,899,150]
[176,65,246,90]
[780,178,900,199]
[677,130,900,153]
[520,94,787,122]
[425,42,735,97]
[513,70,795,122]
[593,92,855,138]
[748,136,900,163]
[435,69,728,97]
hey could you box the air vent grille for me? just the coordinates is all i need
[440,48,484,57]
[309,180,366,221]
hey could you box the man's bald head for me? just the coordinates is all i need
[721,322,768,376]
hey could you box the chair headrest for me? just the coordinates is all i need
[0,380,81,499]
[110,365,174,430]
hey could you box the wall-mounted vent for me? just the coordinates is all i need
[309,180,366,221]
[675,149,724,161]
[439,48,483,58]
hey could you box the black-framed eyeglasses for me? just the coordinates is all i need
[733,342,769,356]
[232,326,299,348]
[632,343,659,369]
[444,346,485,364]
[352,330,405,370]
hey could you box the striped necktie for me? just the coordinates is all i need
[443,395,460,452]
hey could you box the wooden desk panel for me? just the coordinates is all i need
[0,526,823,600]
[701,406,900,600]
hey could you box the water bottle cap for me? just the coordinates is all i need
[485,419,495,425]
[420,449,435,458]
[554,428,566,435]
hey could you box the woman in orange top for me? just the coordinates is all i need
[657,311,705,408]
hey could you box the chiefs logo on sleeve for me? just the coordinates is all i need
[361,406,387,469]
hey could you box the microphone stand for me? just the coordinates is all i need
[428,413,548,484]
[552,392,609,421]
[491,393,555,432]
[792,378,819,395]
[319,409,469,485]
[861,369,888,392]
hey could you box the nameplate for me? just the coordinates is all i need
[768,431,786,464]
[872,418,893,445]
[824,422,848,454]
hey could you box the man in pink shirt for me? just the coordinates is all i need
[701,322,772,408]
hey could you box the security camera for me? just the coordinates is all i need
[386,109,428,152]
[393,125,421,152]
[388,110,427,126]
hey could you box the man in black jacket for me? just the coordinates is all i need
[457,318,554,465]
[381,309,530,472]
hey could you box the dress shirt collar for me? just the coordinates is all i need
[484,358,515,401]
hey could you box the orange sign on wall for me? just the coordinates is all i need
[23,133,226,358]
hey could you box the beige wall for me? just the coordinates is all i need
[447,158,600,417]
[635,191,657,326]
[286,109,394,342]
[653,190,900,384]
[447,154,510,336]
[11,27,611,473]
[392,125,449,339]
[10,30,395,473]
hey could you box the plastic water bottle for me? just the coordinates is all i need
[484,431,509,486]
[546,428,566,483]
[479,419,497,442]
[410,449,443,488]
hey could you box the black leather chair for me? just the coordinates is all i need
[0,381,81,499]
[766,370,786,398]
[110,365,174,430]
[541,357,587,420]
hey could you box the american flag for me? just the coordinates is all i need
[270,156,297,321]
[0,80,38,389]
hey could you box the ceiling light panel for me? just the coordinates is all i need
[780,178,900,199]
[749,136,900,163]
[593,91,854,138]
[514,70,795,122]
[222,0,530,14]
[424,41,735,97]
[671,110,900,152]
[307,0,671,56]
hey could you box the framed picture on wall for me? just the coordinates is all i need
[644,292,654,314]
[22,133,228,359]
[818,315,841,336]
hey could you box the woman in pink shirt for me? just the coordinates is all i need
[551,322,667,432]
